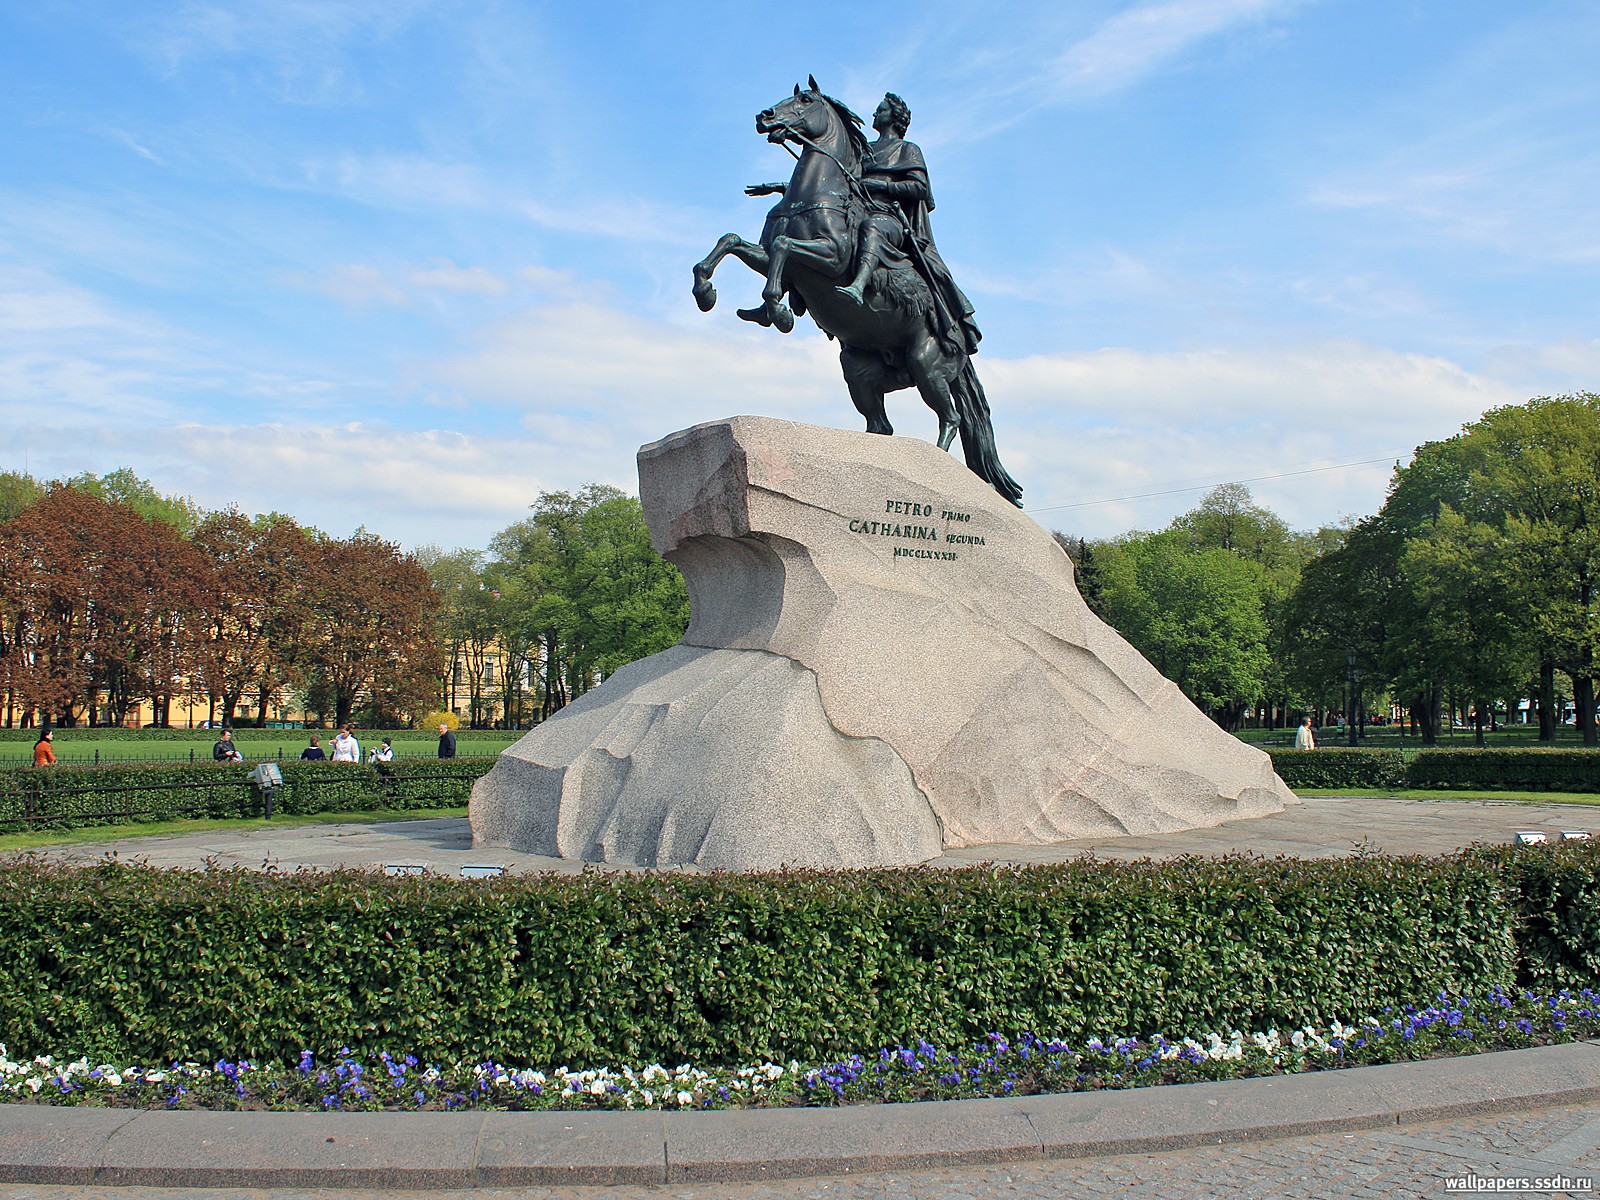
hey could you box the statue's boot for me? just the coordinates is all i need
[835,281,867,305]
[736,305,774,327]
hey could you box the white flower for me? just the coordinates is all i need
[676,1090,694,1106]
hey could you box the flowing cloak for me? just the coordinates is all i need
[863,138,982,356]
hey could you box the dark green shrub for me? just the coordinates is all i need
[1269,749,1406,790]
[1406,749,1600,793]
[0,851,1516,1067]
[0,758,498,832]
[1474,842,1600,987]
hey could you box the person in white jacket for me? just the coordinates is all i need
[331,725,360,762]
[1294,716,1317,750]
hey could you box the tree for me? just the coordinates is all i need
[1375,394,1600,744]
[190,510,318,727]
[490,485,689,718]
[1092,530,1272,726]
[68,468,202,535]
[0,471,43,522]
[1400,509,1533,745]
[299,533,443,727]
[0,486,207,726]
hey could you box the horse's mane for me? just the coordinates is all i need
[813,90,870,172]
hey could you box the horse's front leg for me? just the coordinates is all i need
[692,234,768,312]
[761,234,849,333]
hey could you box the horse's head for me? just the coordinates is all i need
[756,77,868,167]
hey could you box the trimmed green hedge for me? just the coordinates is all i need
[1270,749,1405,790]
[1405,749,1600,793]
[0,850,1523,1066]
[1269,747,1600,793]
[0,758,498,831]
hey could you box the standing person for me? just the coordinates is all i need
[437,722,457,760]
[300,735,326,761]
[369,737,394,764]
[32,729,55,767]
[213,729,244,762]
[331,725,360,763]
[1294,716,1317,750]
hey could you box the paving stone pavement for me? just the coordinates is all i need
[5,1101,1600,1199]
[23,796,1600,875]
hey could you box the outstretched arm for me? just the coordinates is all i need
[744,182,787,197]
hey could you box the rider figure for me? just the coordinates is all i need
[835,94,981,356]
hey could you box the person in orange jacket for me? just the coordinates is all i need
[33,729,55,767]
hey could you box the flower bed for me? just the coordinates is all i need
[2,987,1592,1112]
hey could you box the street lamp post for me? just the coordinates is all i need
[1347,649,1358,747]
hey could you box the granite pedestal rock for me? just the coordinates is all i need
[470,416,1295,869]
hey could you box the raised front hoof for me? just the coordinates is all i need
[691,278,717,312]
[835,282,866,305]
[771,304,795,334]
[936,421,959,451]
[736,305,773,327]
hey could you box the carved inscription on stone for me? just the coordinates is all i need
[846,497,988,562]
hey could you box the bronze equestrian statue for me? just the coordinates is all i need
[692,80,1022,506]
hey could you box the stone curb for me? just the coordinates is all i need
[3,1042,1600,1188]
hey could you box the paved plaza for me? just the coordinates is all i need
[26,794,1598,876]
[4,1074,1600,1198]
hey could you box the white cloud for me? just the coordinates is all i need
[433,301,848,436]
[292,260,514,307]
[137,0,446,103]
[409,262,508,296]
[297,263,410,306]
[985,340,1523,535]
[1049,0,1306,101]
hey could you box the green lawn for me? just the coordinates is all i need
[1237,725,1596,749]
[1293,788,1600,805]
[0,734,518,768]
[0,805,471,852]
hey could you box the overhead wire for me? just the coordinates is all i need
[1024,453,1408,516]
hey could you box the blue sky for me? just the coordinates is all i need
[2,0,1597,549]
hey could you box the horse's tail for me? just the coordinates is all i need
[952,360,1024,507]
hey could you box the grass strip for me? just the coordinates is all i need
[1295,789,1600,805]
[0,806,468,852]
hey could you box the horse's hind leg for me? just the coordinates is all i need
[841,347,894,436]
[692,235,768,312]
[908,334,961,451]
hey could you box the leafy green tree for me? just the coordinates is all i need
[68,468,202,535]
[1400,508,1533,745]
[1376,394,1600,744]
[490,485,688,717]
[1092,530,1272,726]
[0,471,43,522]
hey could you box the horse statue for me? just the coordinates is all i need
[691,79,1023,506]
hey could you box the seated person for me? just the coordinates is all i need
[300,735,327,761]
[212,729,244,763]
